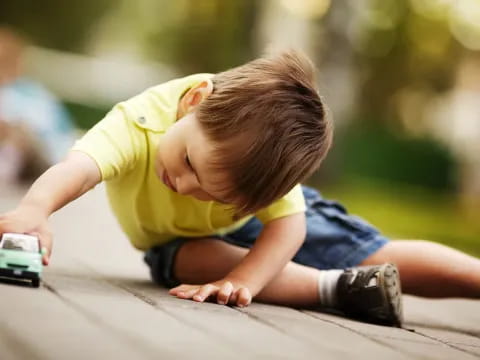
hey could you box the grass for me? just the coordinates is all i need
[307,177,480,258]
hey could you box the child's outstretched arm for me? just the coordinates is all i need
[0,151,101,265]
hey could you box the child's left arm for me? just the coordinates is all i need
[169,212,306,307]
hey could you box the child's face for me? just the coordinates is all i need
[155,112,230,203]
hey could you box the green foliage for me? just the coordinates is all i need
[64,102,109,130]
[143,0,259,73]
[332,123,458,190]
[351,1,464,125]
[0,0,115,52]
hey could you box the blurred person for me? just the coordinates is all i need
[1,50,479,329]
[0,26,75,184]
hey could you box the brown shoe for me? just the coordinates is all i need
[336,263,403,327]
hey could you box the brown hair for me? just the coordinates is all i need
[197,50,333,218]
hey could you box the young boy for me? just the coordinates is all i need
[0,51,478,328]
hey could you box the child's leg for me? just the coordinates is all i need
[172,237,321,307]
[360,240,480,298]
[159,236,402,326]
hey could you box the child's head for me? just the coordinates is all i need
[156,50,332,217]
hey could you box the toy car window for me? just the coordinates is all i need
[1,237,39,253]
[1,239,23,250]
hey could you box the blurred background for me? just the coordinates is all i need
[0,0,478,256]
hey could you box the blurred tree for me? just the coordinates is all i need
[0,0,115,52]
[350,0,465,128]
[339,122,458,189]
[313,0,465,191]
[142,0,259,73]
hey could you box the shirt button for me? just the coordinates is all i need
[138,116,146,124]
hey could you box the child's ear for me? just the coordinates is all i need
[185,79,213,110]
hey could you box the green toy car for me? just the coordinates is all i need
[0,233,43,287]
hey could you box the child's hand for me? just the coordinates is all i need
[0,205,52,265]
[169,279,253,307]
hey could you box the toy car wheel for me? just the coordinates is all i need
[32,278,40,288]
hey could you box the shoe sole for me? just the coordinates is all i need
[376,263,403,327]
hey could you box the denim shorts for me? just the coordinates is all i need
[144,185,389,288]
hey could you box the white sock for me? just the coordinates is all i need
[318,269,343,308]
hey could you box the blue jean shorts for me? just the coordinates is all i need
[144,185,389,288]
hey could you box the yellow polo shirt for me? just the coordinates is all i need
[72,74,306,250]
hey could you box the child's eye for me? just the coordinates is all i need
[185,155,193,169]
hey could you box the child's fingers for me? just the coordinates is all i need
[41,247,49,265]
[229,291,238,304]
[193,284,218,302]
[177,287,199,299]
[32,231,52,266]
[168,288,179,296]
[169,285,199,299]
[169,284,191,296]
[235,288,252,307]
[40,243,50,265]
[217,281,233,305]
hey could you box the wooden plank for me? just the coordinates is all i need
[304,309,479,360]
[47,185,148,278]
[236,302,409,359]
[0,322,41,360]
[404,296,480,336]
[123,278,325,358]
[0,281,155,360]
[41,266,241,359]
[412,326,480,357]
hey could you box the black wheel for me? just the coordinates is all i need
[32,278,40,288]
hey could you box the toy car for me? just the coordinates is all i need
[0,233,43,287]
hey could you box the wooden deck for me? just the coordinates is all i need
[1,184,479,359]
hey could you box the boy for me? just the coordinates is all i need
[0,51,478,328]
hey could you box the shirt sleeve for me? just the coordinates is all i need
[70,103,145,181]
[255,184,306,224]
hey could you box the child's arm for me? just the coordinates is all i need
[170,212,306,306]
[226,212,306,294]
[0,151,101,264]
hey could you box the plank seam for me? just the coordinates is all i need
[301,310,434,358]
[410,329,480,357]
[406,321,480,338]
[366,334,443,345]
